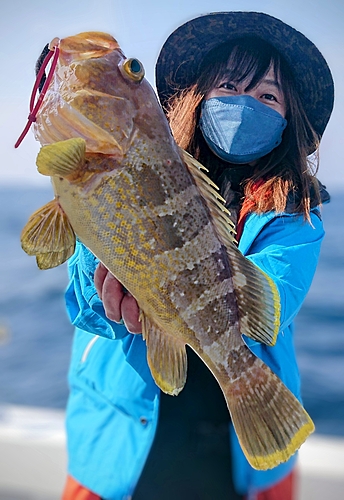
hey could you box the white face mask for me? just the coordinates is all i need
[199,95,287,164]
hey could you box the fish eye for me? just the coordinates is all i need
[120,58,145,82]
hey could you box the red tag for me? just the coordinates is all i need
[14,42,60,148]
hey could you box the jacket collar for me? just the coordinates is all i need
[238,211,276,255]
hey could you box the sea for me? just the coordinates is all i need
[0,185,343,436]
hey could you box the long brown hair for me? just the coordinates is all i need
[166,37,321,220]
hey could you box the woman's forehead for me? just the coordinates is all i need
[219,61,281,85]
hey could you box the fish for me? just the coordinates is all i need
[19,31,314,470]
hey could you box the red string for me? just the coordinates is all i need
[14,43,60,148]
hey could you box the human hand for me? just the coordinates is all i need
[94,262,142,334]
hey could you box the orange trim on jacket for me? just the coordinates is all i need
[245,470,296,500]
[62,475,101,500]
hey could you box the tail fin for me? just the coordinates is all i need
[224,355,314,470]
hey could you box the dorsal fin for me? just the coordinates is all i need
[181,148,280,346]
[180,148,237,249]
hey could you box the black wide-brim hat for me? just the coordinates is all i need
[156,11,334,140]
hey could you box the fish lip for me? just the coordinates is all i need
[55,32,121,64]
[49,37,61,51]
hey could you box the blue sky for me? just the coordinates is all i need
[1,0,343,189]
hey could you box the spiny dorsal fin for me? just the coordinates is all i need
[180,148,236,248]
[141,311,187,395]
[21,199,76,269]
[181,148,280,346]
[36,138,86,177]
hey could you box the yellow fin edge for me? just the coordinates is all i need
[261,269,281,345]
[149,368,182,396]
[246,418,315,470]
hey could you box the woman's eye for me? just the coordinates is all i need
[262,93,277,102]
[219,82,237,91]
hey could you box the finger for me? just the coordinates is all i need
[101,272,125,323]
[121,294,142,334]
[94,262,109,299]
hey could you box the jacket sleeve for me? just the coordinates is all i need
[244,210,324,331]
[65,240,129,339]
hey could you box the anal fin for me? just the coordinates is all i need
[21,199,76,269]
[141,312,187,395]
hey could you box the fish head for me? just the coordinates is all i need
[34,32,170,157]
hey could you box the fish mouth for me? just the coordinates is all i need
[34,98,126,156]
[51,32,121,65]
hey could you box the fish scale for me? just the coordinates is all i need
[19,31,315,470]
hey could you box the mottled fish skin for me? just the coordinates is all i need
[53,140,238,347]
[21,32,315,470]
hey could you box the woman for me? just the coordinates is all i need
[62,12,334,500]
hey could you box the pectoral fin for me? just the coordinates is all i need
[36,138,86,177]
[21,199,75,269]
[141,312,187,395]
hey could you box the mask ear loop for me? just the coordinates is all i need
[14,42,60,148]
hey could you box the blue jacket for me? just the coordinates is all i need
[64,207,324,499]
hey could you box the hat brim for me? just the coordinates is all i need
[155,11,334,139]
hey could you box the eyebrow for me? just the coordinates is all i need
[218,75,283,92]
[260,78,281,89]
